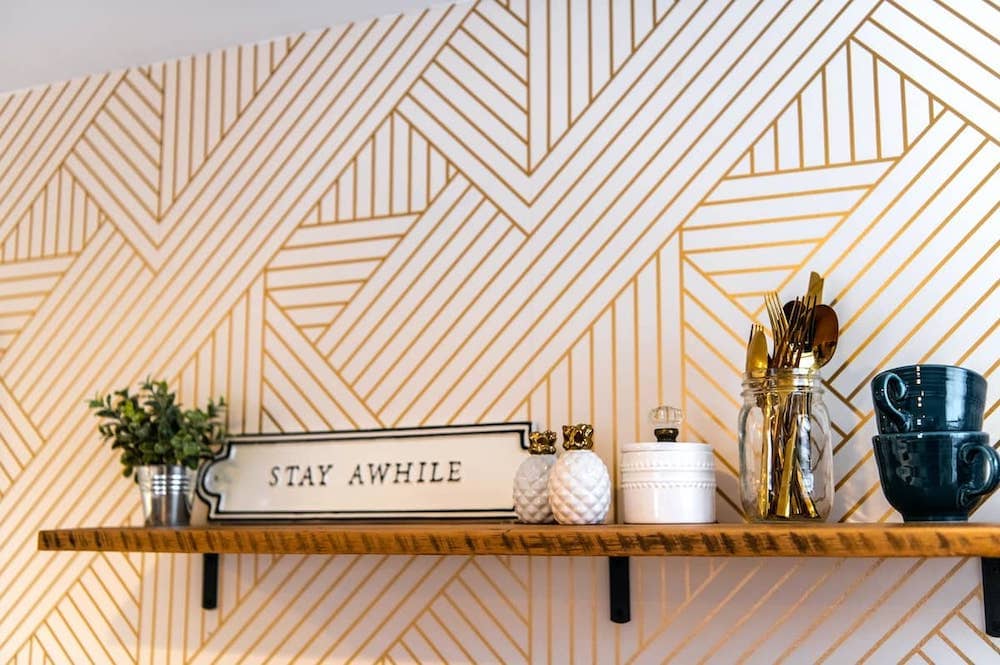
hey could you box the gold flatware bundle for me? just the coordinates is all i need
[743,272,840,520]
[756,272,835,373]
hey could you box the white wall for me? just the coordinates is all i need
[0,0,435,93]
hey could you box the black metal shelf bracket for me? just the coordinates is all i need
[201,553,633,620]
[609,556,630,623]
[981,558,1000,636]
[202,553,219,610]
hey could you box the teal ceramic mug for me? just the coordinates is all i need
[872,431,999,521]
[871,364,987,434]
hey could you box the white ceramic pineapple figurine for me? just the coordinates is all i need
[548,424,611,524]
[513,430,558,523]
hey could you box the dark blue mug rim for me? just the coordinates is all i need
[872,364,986,385]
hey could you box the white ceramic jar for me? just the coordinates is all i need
[513,431,558,523]
[620,441,716,523]
[548,424,611,524]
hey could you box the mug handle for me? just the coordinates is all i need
[872,372,909,431]
[959,442,1000,508]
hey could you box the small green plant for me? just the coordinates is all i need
[88,379,226,478]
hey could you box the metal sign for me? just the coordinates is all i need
[197,422,530,520]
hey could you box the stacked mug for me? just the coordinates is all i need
[870,364,998,522]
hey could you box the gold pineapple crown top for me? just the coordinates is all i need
[528,430,557,455]
[562,424,594,450]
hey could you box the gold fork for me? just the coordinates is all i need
[764,292,787,366]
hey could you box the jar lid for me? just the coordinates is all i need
[621,441,713,454]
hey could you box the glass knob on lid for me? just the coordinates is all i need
[648,406,683,442]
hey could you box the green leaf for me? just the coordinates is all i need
[92,378,226,474]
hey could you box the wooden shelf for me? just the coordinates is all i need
[38,521,1000,631]
[38,521,1000,558]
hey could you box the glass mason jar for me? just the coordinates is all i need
[738,368,833,521]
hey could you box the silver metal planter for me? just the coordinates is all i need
[135,465,195,526]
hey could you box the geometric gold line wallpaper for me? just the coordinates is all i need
[1,0,997,661]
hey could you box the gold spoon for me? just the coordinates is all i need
[782,300,837,369]
[745,323,769,376]
[745,322,771,516]
[809,304,838,368]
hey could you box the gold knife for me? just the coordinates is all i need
[807,271,824,304]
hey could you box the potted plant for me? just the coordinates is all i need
[88,379,226,526]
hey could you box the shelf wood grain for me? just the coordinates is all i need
[38,522,1000,558]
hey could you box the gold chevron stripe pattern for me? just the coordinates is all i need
[0,0,997,661]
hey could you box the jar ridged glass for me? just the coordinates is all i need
[738,368,833,521]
